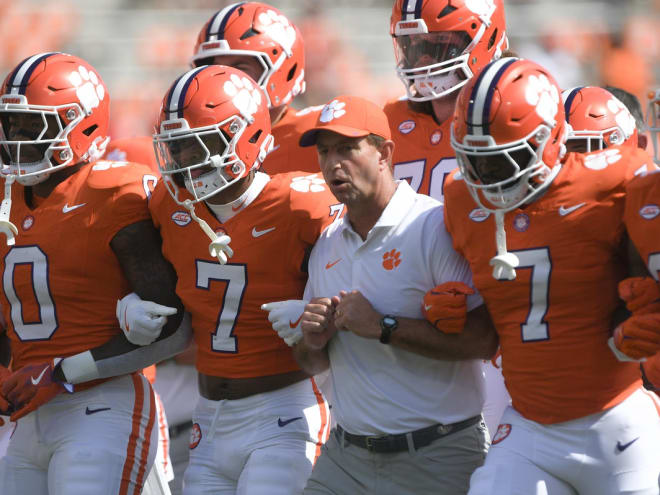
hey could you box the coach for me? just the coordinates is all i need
[293,95,498,494]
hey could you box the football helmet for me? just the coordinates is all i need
[153,65,273,205]
[0,52,110,186]
[647,88,660,165]
[562,86,638,153]
[451,57,566,213]
[191,2,305,109]
[390,0,508,102]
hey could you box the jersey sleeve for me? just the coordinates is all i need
[287,173,340,245]
[88,161,154,245]
[425,205,483,310]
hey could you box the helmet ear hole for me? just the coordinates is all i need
[488,29,498,50]
[286,64,297,82]
[249,129,262,144]
[82,124,97,137]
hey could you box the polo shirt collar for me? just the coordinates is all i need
[339,180,415,236]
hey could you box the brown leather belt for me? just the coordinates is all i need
[198,370,309,401]
[336,415,483,453]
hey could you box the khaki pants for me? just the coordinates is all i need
[305,420,489,495]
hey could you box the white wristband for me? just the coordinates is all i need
[60,350,101,384]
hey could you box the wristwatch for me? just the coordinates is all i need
[379,315,398,344]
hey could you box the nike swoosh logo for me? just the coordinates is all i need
[325,259,341,269]
[424,304,432,311]
[252,227,276,238]
[231,199,247,212]
[62,203,87,213]
[31,365,49,385]
[616,437,639,452]
[277,416,303,427]
[558,203,586,216]
[289,314,303,328]
[85,406,112,415]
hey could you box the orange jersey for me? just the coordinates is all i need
[149,172,340,379]
[0,160,154,369]
[384,98,456,201]
[444,147,651,424]
[105,136,160,174]
[261,105,324,175]
[624,170,660,279]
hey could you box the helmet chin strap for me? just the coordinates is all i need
[489,210,518,280]
[182,199,233,265]
[0,175,19,246]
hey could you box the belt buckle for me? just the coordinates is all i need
[364,435,379,451]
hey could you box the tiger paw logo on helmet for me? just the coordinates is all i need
[465,0,496,18]
[258,9,297,55]
[607,98,636,138]
[584,148,622,170]
[290,174,326,193]
[525,74,559,123]
[320,100,346,123]
[68,65,105,113]
[223,73,262,121]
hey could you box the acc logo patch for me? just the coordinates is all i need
[513,213,530,232]
[22,215,34,231]
[171,211,191,227]
[639,204,660,220]
[469,208,490,222]
[398,120,416,134]
[189,423,202,450]
[430,129,443,145]
[491,423,511,445]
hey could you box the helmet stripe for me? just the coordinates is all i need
[207,2,244,41]
[7,52,59,95]
[401,0,421,20]
[166,66,207,120]
[562,86,583,120]
[468,58,517,136]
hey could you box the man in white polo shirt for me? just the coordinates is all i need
[290,95,498,494]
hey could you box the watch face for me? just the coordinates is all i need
[383,316,396,327]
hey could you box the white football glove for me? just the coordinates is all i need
[261,300,308,346]
[116,293,178,346]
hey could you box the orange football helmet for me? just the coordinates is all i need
[153,65,273,204]
[647,88,660,166]
[451,58,566,212]
[562,86,638,153]
[390,0,508,101]
[191,2,305,109]
[0,52,110,185]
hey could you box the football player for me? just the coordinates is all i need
[387,0,511,436]
[0,52,189,495]
[190,1,323,175]
[562,86,640,153]
[138,64,337,494]
[444,57,660,494]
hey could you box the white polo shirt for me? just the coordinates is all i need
[304,180,485,435]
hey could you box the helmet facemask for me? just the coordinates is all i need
[452,124,561,213]
[0,97,83,185]
[394,30,474,101]
[154,115,249,204]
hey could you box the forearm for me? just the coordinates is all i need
[292,341,330,375]
[55,312,193,384]
[390,305,498,360]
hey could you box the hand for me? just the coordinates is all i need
[209,234,233,265]
[116,292,178,345]
[261,300,309,346]
[2,359,73,421]
[334,290,381,339]
[618,277,660,315]
[0,366,12,426]
[422,281,475,334]
[610,313,660,361]
[300,297,338,350]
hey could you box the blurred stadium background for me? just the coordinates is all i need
[1,0,657,139]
